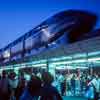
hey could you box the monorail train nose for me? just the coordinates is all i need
[36,10,97,45]
[63,10,97,43]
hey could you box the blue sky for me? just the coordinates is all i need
[0,0,100,48]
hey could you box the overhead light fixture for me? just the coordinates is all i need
[32,63,46,67]
[88,51,100,56]
[88,57,100,61]
[72,59,87,63]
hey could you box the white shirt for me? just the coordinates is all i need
[9,79,18,89]
[91,78,100,93]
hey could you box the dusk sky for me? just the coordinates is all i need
[0,0,100,49]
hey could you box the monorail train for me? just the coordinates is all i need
[0,10,99,64]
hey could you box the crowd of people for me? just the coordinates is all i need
[0,69,100,100]
[0,70,62,100]
[53,72,100,100]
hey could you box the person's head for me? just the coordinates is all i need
[28,75,42,95]
[42,72,54,85]
[98,74,100,78]
[2,70,7,78]
[9,71,16,80]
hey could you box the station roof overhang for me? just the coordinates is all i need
[30,36,100,60]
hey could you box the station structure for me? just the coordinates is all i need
[0,10,100,75]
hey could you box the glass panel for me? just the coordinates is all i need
[25,36,32,48]
[11,42,23,53]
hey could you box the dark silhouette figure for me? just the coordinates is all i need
[0,70,10,100]
[40,72,62,100]
[20,75,42,100]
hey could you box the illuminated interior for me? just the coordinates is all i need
[0,51,100,74]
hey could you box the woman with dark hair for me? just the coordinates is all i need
[20,75,42,100]
[40,72,62,100]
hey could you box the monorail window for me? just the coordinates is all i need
[25,36,33,49]
[11,42,23,53]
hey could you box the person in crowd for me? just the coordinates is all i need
[40,72,63,100]
[62,74,66,96]
[71,74,76,96]
[85,80,95,100]
[98,74,100,100]
[90,74,100,100]
[84,73,100,100]
[66,74,71,96]
[58,73,65,96]
[15,77,26,100]
[80,75,86,95]
[52,75,59,89]
[75,74,81,96]
[8,71,18,100]
[55,74,61,94]
[0,70,10,100]
[20,75,42,100]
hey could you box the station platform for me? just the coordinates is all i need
[63,96,86,100]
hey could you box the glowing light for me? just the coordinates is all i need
[52,61,71,65]
[76,66,88,69]
[66,66,75,69]
[3,51,10,58]
[31,60,46,64]
[51,59,87,65]
[32,63,46,67]
[72,53,87,58]
[41,28,50,42]
[50,56,72,61]
[41,66,46,69]
[56,66,65,69]
[88,51,100,56]
[72,59,87,63]
[0,65,13,70]
[88,57,100,61]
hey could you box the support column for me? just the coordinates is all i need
[48,62,56,78]
[47,59,49,72]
